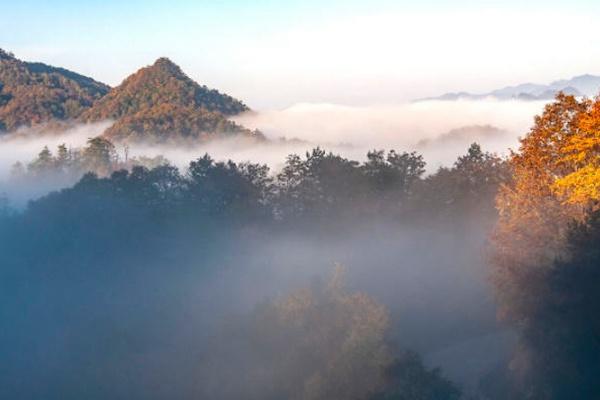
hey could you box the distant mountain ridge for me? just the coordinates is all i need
[421,74,600,101]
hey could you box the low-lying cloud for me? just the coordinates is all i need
[0,99,548,204]
[235,99,547,168]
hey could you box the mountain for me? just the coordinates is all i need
[422,74,600,101]
[82,57,258,143]
[0,49,110,131]
[82,57,248,120]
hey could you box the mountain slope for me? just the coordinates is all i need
[423,74,600,101]
[0,49,110,131]
[103,103,260,144]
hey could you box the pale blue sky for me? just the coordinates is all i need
[3,0,600,108]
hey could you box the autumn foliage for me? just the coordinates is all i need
[492,93,600,398]
[81,57,255,143]
[0,50,258,143]
[0,49,109,131]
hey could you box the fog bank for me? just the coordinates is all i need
[0,99,546,205]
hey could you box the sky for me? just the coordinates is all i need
[3,0,600,108]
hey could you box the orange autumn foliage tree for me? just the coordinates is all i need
[492,93,600,396]
[494,94,587,292]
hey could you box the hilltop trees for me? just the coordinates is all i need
[81,137,117,175]
[274,148,429,220]
[13,139,511,228]
[186,154,273,219]
[27,146,55,176]
[412,143,510,223]
[9,136,174,192]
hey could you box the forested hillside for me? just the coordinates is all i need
[82,57,258,143]
[0,49,109,131]
[82,57,248,120]
[0,51,259,143]
[0,142,506,399]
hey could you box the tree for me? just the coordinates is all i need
[186,154,272,219]
[369,351,461,400]
[412,143,509,222]
[56,143,70,171]
[202,266,392,400]
[27,146,55,176]
[362,150,425,200]
[491,93,600,398]
[503,211,600,399]
[552,98,600,204]
[82,136,116,176]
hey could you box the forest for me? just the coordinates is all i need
[1,92,599,399]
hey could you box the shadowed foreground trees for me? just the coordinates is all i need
[0,143,512,399]
[515,212,600,399]
[201,267,461,400]
[370,351,461,400]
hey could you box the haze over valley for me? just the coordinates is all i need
[3,2,600,399]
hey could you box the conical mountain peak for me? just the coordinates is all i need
[148,57,186,77]
[82,57,249,122]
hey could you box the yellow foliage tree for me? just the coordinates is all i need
[553,99,600,204]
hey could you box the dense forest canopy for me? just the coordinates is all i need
[0,139,509,399]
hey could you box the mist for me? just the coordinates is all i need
[0,98,533,398]
[0,203,508,399]
[0,99,545,207]
[234,99,546,167]
[3,0,598,397]
[0,120,515,399]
